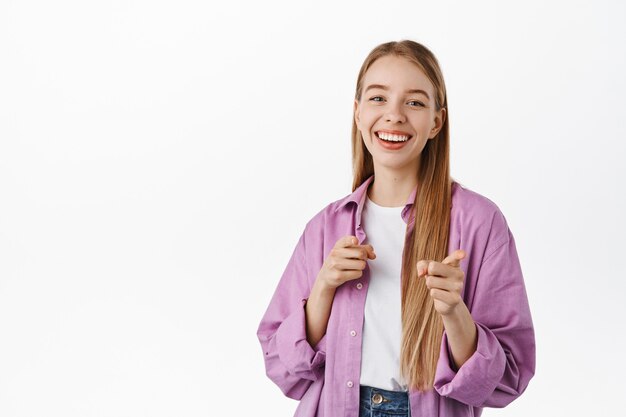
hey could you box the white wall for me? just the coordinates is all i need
[1,0,624,415]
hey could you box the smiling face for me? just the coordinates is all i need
[354,54,445,176]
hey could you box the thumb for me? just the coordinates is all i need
[442,249,466,267]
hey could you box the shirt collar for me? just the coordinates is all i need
[334,174,418,225]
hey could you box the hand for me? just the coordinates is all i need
[317,235,376,290]
[417,250,467,316]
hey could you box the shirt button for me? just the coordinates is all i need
[346,380,354,388]
[350,330,357,337]
[356,283,363,290]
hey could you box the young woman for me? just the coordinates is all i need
[257,40,535,417]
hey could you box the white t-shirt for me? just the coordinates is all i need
[359,194,408,392]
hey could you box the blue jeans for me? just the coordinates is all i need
[359,385,411,417]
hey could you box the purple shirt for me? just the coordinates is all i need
[257,174,535,416]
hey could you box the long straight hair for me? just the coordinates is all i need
[351,40,451,391]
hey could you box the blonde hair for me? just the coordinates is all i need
[351,40,451,391]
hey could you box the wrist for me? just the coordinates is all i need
[313,275,338,295]
[441,303,472,329]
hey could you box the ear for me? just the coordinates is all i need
[428,107,446,139]
[354,99,361,128]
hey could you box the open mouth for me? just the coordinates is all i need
[375,131,412,143]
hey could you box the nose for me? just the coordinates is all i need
[384,101,406,123]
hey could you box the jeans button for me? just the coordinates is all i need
[372,393,383,404]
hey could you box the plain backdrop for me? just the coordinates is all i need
[1,0,625,416]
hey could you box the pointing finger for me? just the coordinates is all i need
[442,250,466,268]
[339,235,358,248]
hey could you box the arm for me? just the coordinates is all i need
[256,227,327,400]
[305,277,336,348]
[434,216,536,408]
[305,234,373,347]
[441,302,478,369]
[421,249,479,368]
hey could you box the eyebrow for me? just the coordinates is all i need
[364,84,430,100]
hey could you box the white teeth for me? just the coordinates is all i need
[377,132,410,142]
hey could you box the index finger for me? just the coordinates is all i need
[441,249,466,268]
[337,235,359,248]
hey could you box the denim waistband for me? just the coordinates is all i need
[359,384,409,414]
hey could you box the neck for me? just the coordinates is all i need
[367,167,418,208]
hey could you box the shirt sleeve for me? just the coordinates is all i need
[256,225,327,400]
[434,213,536,408]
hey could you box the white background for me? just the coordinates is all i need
[1,1,625,416]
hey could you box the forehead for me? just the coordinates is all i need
[363,55,434,95]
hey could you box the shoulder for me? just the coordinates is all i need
[451,181,511,254]
[297,190,357,244]
[451,180,501,217]
[304,195,351,230]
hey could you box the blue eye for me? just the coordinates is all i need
[408,101,425,107]
[370,96,384,102]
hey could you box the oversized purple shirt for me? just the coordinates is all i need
[257,174,535,416]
